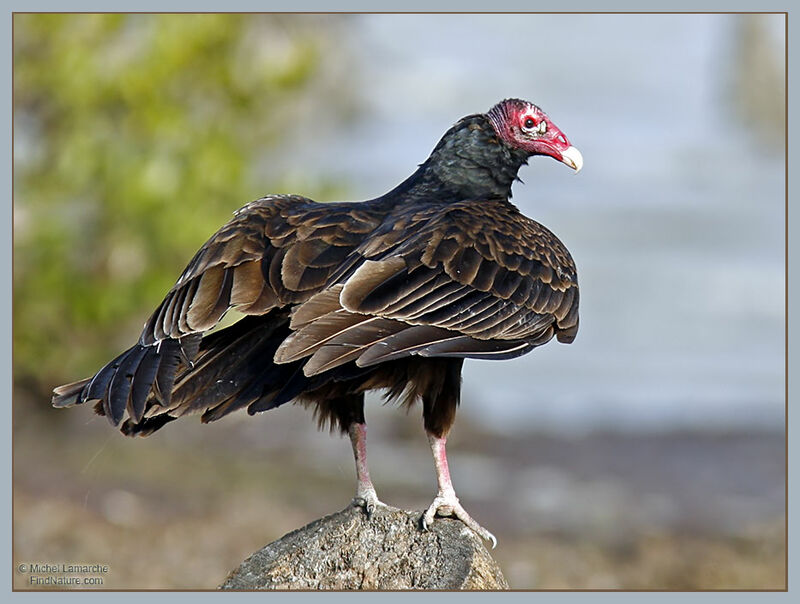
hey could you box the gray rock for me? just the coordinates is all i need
[221,505,508,590]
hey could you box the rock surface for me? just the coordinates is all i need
[220,505,508,590]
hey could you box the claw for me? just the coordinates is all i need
[351,491,386,519]
[421,493,497,549]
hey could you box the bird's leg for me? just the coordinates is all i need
[421,432,497,548]
[348,422,385,518]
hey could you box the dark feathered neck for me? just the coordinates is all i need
[372,114,530,207]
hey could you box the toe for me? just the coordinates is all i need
[352,494,386,519]
[420,495,497,548]
[421,495,446,530]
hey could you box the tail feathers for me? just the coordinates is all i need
[51,334,202,429]
[169,316,286,416]
[52,378,92,408]
[247,358,372,415]
[121,312,307,433]
[107,345,148,424]
[52,311,303,437]
[246,363,318,415]
[173,314,308,422]
[120,413,177,437]
[128,347,163,423]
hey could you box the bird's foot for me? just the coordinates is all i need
[351,487,387,519]
[421,493,497,549]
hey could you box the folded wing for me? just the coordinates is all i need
[275,199,579,377]
[52,195,383,428]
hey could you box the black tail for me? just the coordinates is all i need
[52,335,201,427]
[158,312,304,425]
[52,310,368,437]
[52,310,319,437]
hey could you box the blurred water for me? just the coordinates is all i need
[273,14,785,433]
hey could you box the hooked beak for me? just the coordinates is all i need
[530,116,583,174]
[560,145,583,173]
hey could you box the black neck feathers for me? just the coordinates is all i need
[374,114,529,207]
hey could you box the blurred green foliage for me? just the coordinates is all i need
[14,14,352,395]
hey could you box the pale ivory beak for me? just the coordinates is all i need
[561,146,583,173]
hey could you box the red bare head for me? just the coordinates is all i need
[487,98,583,172]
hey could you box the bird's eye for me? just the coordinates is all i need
[524,118,536,129]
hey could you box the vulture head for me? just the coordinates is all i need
[487,98,583,173]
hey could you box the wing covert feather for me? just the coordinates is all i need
[139,195,384,345]
[337,199,579,344]
[284,198,580,373]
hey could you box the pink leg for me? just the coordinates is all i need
[348,422,385,517]
[422,432,497,548]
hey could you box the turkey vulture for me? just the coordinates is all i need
[53,98,582,547]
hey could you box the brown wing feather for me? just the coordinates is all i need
[340,199,579,341]
[139,195,384,345]
[57,195,386,431]
[282,198,579,375]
